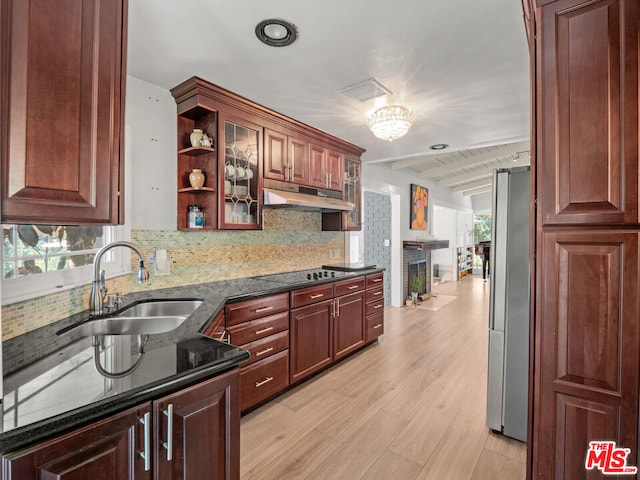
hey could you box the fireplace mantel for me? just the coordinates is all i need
[403,240,449,251]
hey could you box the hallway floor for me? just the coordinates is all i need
[240,275,527,479]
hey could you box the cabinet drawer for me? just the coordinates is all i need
[334,276,365,296]
[366,272,384,288]
[366,311,384,342]
[290,283,334,308]
[240,350,289,411]
[201,308,225,339]
[227,311,289,345]
[240,331,289,367]
[366,286,384,304]
[365,299,384,317]
[226,293,289,326]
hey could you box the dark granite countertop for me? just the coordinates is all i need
[1,267,383,453]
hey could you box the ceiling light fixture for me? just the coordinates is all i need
[255,19,298,47]
[367,105,416,142]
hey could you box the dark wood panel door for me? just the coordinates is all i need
[326,149,343,190]
[308,143,327,188]
[154,369,240,480]
[290,299,334,383]
[264,129,287,181]
[533,230,639,479]
[2,403,151,480]
[537,0,639,225]
[289,135,309,185]
[1,0,127,224]
[334,292,365,360]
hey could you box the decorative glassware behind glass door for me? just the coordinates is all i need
[224,121,258,224]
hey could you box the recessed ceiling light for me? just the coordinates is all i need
[255,19,298,47]
[429,144,449,150]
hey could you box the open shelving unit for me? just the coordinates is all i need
[457,246,473,279]
[176,107,218,230]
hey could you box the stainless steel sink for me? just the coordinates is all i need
[58,299,203,337]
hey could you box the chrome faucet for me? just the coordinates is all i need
[89,241,149,316]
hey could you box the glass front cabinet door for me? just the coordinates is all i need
[218,114,262,229]
[342,156,361,230]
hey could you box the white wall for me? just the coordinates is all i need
[361,163,472,302]
[361,163,471,238]
[472,192,493,214]
[125,76,178,230]
[430,204,457,280]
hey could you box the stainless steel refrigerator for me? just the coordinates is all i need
[486,166,530,442]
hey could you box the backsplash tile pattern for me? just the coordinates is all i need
[1,210,345,341]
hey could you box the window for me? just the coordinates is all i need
[2,225,128,304]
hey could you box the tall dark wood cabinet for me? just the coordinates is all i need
[524,0,640,478]
[0,0,127,225]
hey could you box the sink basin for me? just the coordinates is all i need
[58,299,203,337]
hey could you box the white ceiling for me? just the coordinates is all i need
[127,0,530,197]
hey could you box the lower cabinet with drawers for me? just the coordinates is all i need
[224,292,290,412]
[365,272,385,342]
[206,271,384,413]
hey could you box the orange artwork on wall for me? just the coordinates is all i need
[410,184,428,230]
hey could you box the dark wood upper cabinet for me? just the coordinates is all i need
[537,0,638,225]
[264,129,309,185]
[289,135,309,184]
[308,144,343,190]
[1,0,127,225]
[171,76,364,231]
[264,129,288,182]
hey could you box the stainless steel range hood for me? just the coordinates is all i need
[263,179,353,212]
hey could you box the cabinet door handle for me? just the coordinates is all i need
[256,347,274,357]
[372,278,382,283]
[256,326,274,335]
[255,306,274,313]
[139,412,151,471]
[347,285,359,290]
[373,291,382,296]
[373,304,382,309]
[163,404,174,461]
[256,376,274,387]
[335,299,340,317]
[373,323,383,329]
[310,293,324,299]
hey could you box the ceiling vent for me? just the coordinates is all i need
[339,78,392,102]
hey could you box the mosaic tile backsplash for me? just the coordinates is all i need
[1,210,345,341]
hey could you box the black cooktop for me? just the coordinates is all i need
[322,263,376,272]
[256,268,356,286]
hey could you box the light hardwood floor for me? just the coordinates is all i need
[240,275,527,480]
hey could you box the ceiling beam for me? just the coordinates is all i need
[462,185,493,196]
[438,166,504,187]
[390,153,441,170]
[450,175,493,193]
[417,141,530,179]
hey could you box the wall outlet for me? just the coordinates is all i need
[154,249,171,276]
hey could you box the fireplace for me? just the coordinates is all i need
[401,240,449,301]
[408,260,428,298]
